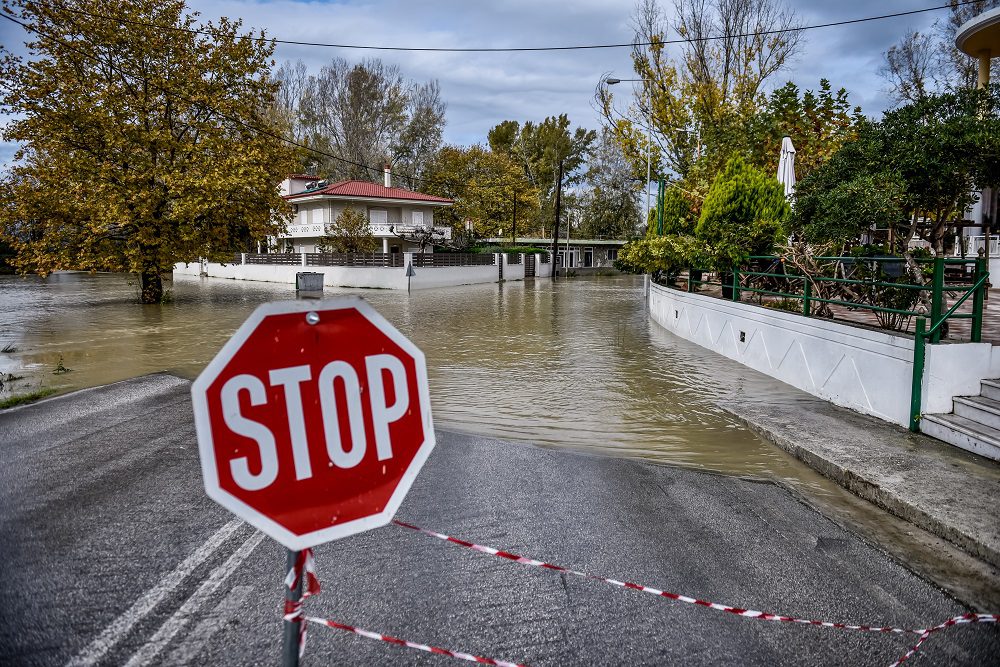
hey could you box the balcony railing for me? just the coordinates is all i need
[955,235,1000,258]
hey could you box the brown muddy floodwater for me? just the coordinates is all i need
[3,271,998,606]
[0,272,814,477]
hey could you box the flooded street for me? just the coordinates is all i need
[0,272,813,475]
[1,271,996,605]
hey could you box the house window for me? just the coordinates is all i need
[607,247,619,261]
[370,209,387,225]
[584,247,593,267]
[557,250,577,268]
[412,210,424,228]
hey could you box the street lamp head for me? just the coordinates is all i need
[605,77,650,85]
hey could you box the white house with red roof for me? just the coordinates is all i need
[278,168,454,254]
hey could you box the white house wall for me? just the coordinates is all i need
[648,282,996,427]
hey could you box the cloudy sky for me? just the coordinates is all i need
[0,0,963,166]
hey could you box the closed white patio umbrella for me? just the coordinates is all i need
[777,135,796,203]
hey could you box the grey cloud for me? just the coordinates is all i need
[0,0,971,162]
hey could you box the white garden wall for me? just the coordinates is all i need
[174,261,407,289]
[173,253,541,290]
[648,282,996,427]
[502,254,525,281]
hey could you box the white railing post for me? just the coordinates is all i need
[241,252,246,265]
[301,252,307,267]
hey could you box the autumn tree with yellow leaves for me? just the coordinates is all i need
[597,0,801,187]
[422,145,540,241]
[0,0,296,302]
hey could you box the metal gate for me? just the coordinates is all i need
[525,253,535,278]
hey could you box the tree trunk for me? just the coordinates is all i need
[140,271,163,304]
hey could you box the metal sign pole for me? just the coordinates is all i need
[282,549,304,667]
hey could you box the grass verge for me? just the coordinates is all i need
[0,388,58,409]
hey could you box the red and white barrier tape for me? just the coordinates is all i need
[282,548,320,658]
[281,546,527,665]
[889,613,999,667]
[393,520,998,666]
[305,616,528,667]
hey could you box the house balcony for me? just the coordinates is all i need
[370,223,452,240]
[283,222,451,241]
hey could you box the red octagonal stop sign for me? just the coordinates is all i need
[192,298,434,550]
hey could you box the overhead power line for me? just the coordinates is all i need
[0,9,532,197]
[21,0,983,53]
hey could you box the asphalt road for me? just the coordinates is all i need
[1,374,997,666]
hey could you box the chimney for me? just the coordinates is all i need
[383,163,391,188]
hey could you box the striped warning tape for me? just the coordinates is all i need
[305,617,528,667]
[282,548,320,657]
[393,520,998,666]
[889,614,999,667]
[283,545,526,666]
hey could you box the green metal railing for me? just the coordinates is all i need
[909,269,990,431]
[684,256,984,342]
[676,254,990,433]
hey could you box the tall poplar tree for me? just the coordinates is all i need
[0,0,296,302]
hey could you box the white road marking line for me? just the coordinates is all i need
[66,519,244,667]
[163,585,254,665]
[123,532,265,667]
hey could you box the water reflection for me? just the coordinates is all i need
[0,271,811,481]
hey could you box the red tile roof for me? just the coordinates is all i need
[284,180,453,204]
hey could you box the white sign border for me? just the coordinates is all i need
[191,297,436,550]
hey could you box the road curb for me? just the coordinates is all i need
[723,405,1000,570]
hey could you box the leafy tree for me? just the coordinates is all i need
[579,128,640,239]
[648,186,696,237]
[278,58,446,186]
[879,86,998,252]
[795,172,909,250]
[791,85,1000,253]
[487,115,596,234]
[615,234,702,276]
[598,0,801,181]
[696,156,789,268]
[0,237,14,274]
[0,0,296,303]
[422,145,538,240]
[750,80,864,180]
[316,208,378,253]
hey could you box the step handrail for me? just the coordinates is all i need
[909,271,990,432]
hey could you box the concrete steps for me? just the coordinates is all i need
[922,380,1000,461]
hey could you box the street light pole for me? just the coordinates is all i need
[646,123,651,233]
